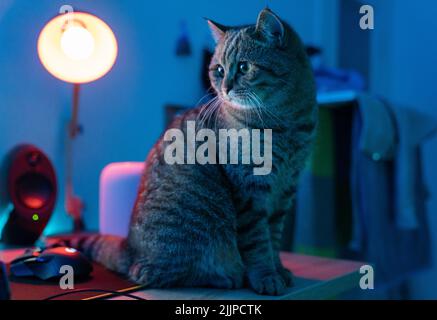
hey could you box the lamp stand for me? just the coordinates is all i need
[65,83,85,232]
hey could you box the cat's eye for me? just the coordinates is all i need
[238,61,249,74]
[216,65,225,77]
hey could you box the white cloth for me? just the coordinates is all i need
[357,93,437,230]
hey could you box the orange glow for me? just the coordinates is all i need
[38,12,118,84]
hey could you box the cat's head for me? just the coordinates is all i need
[207,8,314,123]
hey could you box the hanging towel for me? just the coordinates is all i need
[392,107,437,229]
[350,96,434,284]
[356,93,396,161]
[350,94,397,251]
[355,94,437,230]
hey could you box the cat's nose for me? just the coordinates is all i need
[223,79,234,95]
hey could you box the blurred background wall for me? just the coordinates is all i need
[366,0,437,299]
[0,0,340,232]
[0,0,436,297]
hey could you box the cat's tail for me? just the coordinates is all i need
[58,234,131,275]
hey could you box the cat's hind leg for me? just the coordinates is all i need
[194,240,245,289]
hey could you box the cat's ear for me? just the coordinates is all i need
[255,8,285,46]
[205,18,227,43]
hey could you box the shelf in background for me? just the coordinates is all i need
[317,90,357,107]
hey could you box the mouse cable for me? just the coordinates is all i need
[43,288,148,300]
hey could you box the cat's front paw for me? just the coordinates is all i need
[277,266,294,287]
[248,271,286,296]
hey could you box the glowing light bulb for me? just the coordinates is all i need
[38,12,118,83]
[60,25,95,61]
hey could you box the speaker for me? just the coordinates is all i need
[1,145,57,245]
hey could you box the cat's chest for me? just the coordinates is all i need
[225,156,294,205]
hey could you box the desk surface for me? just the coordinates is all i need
[121,252,364,300]
[0,249,364,300]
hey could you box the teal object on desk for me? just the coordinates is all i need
[0,261,10,300]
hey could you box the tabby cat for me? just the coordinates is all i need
[73,8,317,295]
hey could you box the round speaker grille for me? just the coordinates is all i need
[16,173,53,209]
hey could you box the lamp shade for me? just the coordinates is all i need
[37,12,118,84]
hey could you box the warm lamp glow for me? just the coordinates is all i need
[60,25,95,61]
[38,12,118,84]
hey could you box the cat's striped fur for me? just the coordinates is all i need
[72,8,317,295]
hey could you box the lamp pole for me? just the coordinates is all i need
[38,11,118,233]
[66,83,85,232]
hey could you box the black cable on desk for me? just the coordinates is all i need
[43,288,147,300]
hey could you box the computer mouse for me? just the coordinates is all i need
[10,247,93,280]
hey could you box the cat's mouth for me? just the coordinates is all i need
[223,91,255,110]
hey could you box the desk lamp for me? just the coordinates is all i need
[37,10,118,231]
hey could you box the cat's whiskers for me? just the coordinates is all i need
[195,87,216,107]
[251,92,268,129]
[246,92,265,129]
[201,96,221,130]
[197,96,219,129]
[250,91,284,127]
[211,98,223,130]
[201,104,216,129]
[197,100,212,128]
[247,91,272,129]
